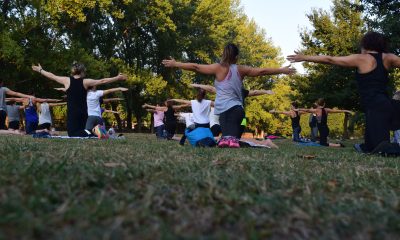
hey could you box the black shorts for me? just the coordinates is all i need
[8,121,20,130]
[38,122,51,130]
[85,116,104,130]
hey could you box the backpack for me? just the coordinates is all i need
[185,127,216,147]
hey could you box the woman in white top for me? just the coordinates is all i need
[85,86,128,136]
[170,88,214,145]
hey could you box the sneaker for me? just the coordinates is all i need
[228,138,240,148]
[93,125,108,139]
[218,138,229,148]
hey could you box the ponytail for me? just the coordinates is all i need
[221,43,239,65]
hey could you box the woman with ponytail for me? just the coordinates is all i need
[163,43,295,148]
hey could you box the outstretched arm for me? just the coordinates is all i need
[103,109,120,114]
[5,89,33,99]
[32,64,69,86]
[239,65,296,78]
[190,84,216,94]
[170,99,191,105]
[287,51,362,68]
[34,98,62,103]
[54,87,67,92]
[103,87,128,96]
[162,58,219,75]
[48,102,67,107]
[142,104,167,112]
[269,110,292,116]
[102,98,124,103]
[388,53,400,68]
[294,108,318,114]
[326,108,354,114]
[6,97,26,103]
[248,90,274,97]
[172,103,191,110]
[83,74,127,88]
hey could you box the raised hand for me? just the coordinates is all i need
[32,63,43,72]
[281,65,296,75]
[266,90,274,95]
[118,73,128,81]
[162,58,177,68]
[287,51,306,63]
[119,87,129,92]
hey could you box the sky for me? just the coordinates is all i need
[240,0,333,71]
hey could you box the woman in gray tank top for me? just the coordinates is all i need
[163,43,295,148]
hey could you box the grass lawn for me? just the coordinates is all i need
[0,134,399,239]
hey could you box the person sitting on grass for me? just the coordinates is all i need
[32,62,127,137]
[190,83,274,138]
[6,100,23,131]
[308,103,319,142]
[162,43,295,148]
[85,86,128,139]
[295,98,353,147]
[0,80,33,130]
[143,101,190,139]
[22,97,62,135]
[168,88,214,145]
[287,31,400,153]
[37,101,67,131]
[269,102,307,142]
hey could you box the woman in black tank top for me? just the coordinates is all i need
[298,99,353,147]
[32,62,127,137]
[288,32,400,153]
[270,102,306,142]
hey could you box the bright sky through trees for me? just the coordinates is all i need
[241,0,332,72]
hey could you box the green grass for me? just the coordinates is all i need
[0,134,399,239]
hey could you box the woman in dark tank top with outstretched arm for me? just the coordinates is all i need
[32,62,127,137]
[288,32,400,153]
[297,98,353,147]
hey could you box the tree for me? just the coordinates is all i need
[360,0,400,54]
[294,0,364,138]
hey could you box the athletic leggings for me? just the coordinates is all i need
[318,126,330,147]
[219,105,245,139]
[360,101,393,152]
[0,110,6,130]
